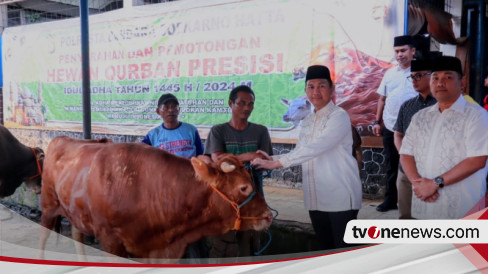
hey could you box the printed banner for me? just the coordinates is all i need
[2,0,402,140]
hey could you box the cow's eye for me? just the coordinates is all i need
[240,186,248,192]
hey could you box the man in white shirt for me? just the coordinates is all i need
[400,56,488,219]
[372,35,418,212]
[251,65,362,250]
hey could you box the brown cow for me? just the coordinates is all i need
[39,136,272,262]
[0,125,43,197]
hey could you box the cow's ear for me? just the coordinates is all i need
[191,157,214,182]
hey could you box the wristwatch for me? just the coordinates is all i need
[373,120,381,125]
[434,176,444,188]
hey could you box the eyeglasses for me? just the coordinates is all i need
[407,72,431,82]
[160,104,180,112]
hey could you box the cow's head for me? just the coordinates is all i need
[0,147,43,198]
[281,96,312,127]
[191,154,272,231]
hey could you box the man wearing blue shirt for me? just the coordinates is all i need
[142,93,203,158]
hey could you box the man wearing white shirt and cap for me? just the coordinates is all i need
[252,65,362,250]
[400,56,488,219]
[372,35,418,212]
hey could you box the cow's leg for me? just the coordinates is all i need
[71,227,87,261]
[97,234,129,262]
[146,242,186,263]
[38,212,58,260]
[38,226,51,260]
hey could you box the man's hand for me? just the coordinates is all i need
[255,150,272,160]
[196,154,213,164]
[412,178,439,202]
[423,192,440,202]
[251,158,282,170]
[372,124,382,136]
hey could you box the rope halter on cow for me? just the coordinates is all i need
[208,161,260,230]
[28,147,43,180]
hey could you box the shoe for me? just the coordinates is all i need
[376,202,398,212]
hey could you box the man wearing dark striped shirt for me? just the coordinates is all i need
[205,85,273,260]
[393,59,436,219]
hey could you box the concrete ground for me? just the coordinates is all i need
[263,186,399,224]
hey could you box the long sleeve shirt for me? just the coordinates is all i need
[274,101,362,212]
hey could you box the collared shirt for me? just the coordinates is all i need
[400,95,488,219]
[275,101,362,212]
[377,66,418,131]
[394,94,437,172]
[393,94,437,135]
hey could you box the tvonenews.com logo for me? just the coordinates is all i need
[368,226,380,239]
[344,220,488,244]
[354,225,448,239]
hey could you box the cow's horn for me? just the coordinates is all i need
[220,162,236,173]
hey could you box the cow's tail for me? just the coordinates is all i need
[54,216,62,234]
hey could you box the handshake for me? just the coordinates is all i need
[251,150,283,170]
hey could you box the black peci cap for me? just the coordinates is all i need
[305,65,332,83]
[431,56,463,75]
[411,59,431,72]
[394,35,414,47]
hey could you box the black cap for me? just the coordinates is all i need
[394,35,414,47]
[429,51,443,59]
[305,65,332,83]
[411,59,431,72]
[157,93,179,108]
[431,56,463,75]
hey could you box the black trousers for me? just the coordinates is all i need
[382,128,399,207]
[309,209,359,250]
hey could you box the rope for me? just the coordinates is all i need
[247,166,280,256]
[253,204,279,256]
[27,147,43,180]
[208,183,241,229]
[207,167,264,230]
[207,165,279,255]
[254,229,272,256]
